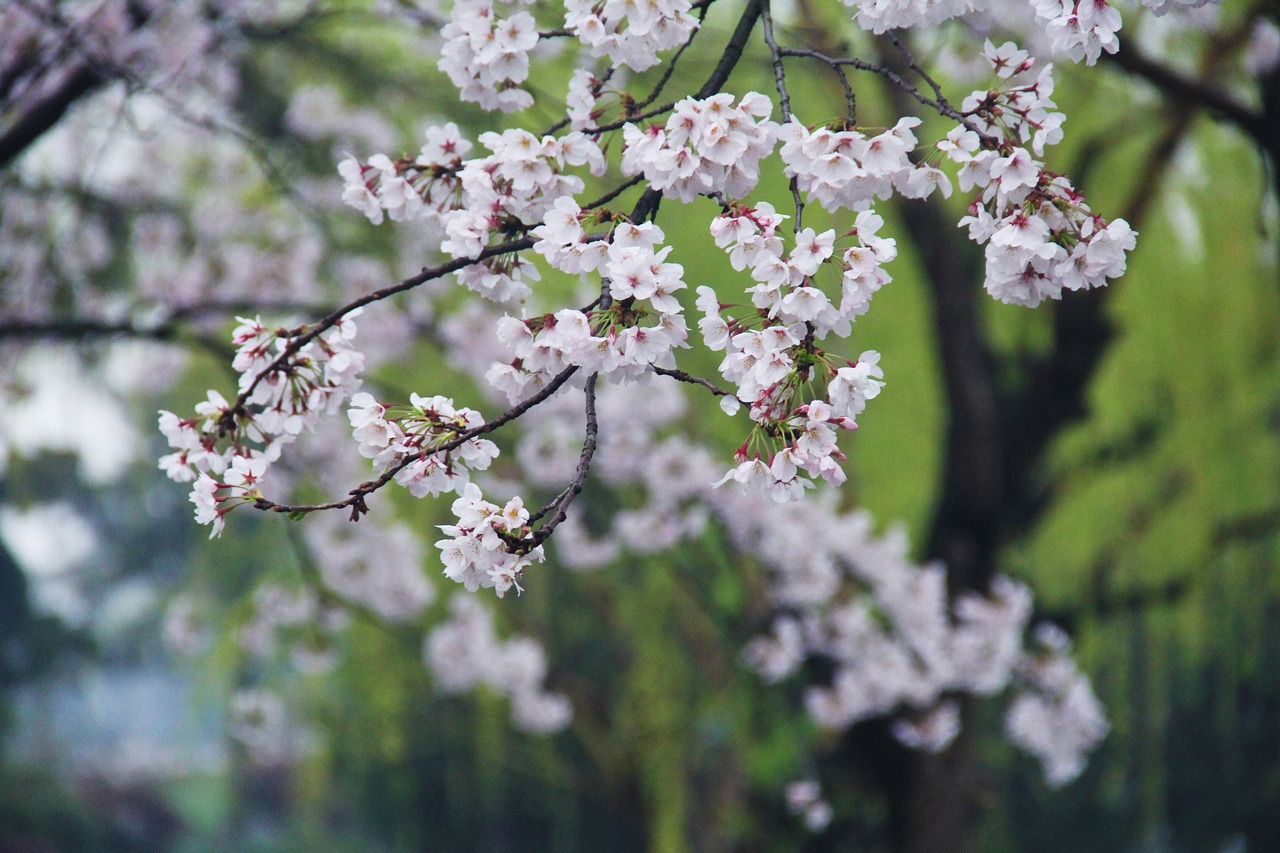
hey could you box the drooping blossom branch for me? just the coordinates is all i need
[135,0,1232,809]
[250,365,581,520]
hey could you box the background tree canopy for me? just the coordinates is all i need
[0,1,1276,851]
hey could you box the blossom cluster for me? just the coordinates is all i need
[481,209,691,392]
[693,203,890,500]
[337,122,473,226]
[439,0,539,112]
[436,302,1108,784]
[348,391,499,499]
[842,0,983,34]
[160,313,365,536]
[942,42,1136,306]
[136,0,1193,800]
[565,68,610,132]
[706,203,899,331]
[622,93,779,202]
[436,483,545,597]
[843,0,1216,64]
[564,0,700,71]
[340,124,605,303]
[305,514,436,623]
[778,116,951,210]
[732,492,1108,783]
[1005,624,1110,785]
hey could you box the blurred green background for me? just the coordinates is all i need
[0,1,1277,851]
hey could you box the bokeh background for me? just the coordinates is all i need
[1,1,1277,851]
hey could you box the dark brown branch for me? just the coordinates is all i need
[525,372,599,549]
[253,366,580,517]
[585,101,679,135]
[0,315,234,363]
[583,174,645,210]
[0,318,174,342]
[231,236,536,414]
[885,31,960,117]
[760,0,792,121]
[652,366,737,398]
[760,0,805,231]
[0,63,104,170]
[694,0,763,101]
[526,276,614,537]
[1104,42,1263,141]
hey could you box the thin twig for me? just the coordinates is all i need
[886,32,957,116]
[231,236,536,414]
[525,279,613,534]
[584,100,679,135]
[583,174,645,210]
[253,366,580,518]
[760,0,804,232]
[778,46,966,124]
[652,366,738,399]
[525,372,599,549]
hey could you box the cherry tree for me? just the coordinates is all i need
[2,0,1276,849]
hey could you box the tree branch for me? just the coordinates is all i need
[230,236,537,416]
[0,63,104,170]
[652,366,737,399]
[1104,42,1263,142]
[253,366,580,518]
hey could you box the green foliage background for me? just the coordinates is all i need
[1,1,1277,851]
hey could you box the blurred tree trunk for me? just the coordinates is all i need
[856,29,1225,853]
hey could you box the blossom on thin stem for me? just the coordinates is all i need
[435,483,544,597]
[944,43,1136,306]
[563,0,700,72]
[162,313,365,535]
[348,391,499,499]
[622,92,779,202]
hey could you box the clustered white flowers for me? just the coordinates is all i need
[1005,624,1110,785]
[433,308,1107,786]
[734,493,1108,784]
[943,41,1136,306]
[340,123,605,303]
[436,483,544,597]
[305,514,436,623]
[622,92,779,202]
[348,391,498,498]
[439,0,540,112]
[695,201,890,501]
[844,0,1208,64]
[564,0,700,71]
[490,208,690,394]
[842,0,984,34]
[779,116,951,209]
